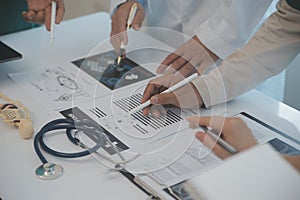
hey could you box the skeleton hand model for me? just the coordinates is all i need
[0,93,34,139]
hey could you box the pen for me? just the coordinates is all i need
[117,3,138,65]
[117,42,126,65]
[201,126,238,154]
[50,1,56,45]
[126,3,138,29]
[128,73,198,115]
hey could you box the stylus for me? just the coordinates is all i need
[128,73,198,115]
[50,1,56,45]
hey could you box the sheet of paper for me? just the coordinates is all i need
[126,112,300,200]
[72,84,224,174]
[8,50,157,111]
[147,139,222,186]
[9,64,111,111]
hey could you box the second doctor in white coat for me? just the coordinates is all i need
[110,0,276,76]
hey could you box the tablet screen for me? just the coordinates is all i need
[72,50,155,90]
[0,41,22,63]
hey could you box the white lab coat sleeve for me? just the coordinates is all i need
[195,0,274,59]
[192,0,300,107]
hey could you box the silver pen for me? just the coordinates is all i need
[201,126,238,154]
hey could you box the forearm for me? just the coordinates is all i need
[193,0,300,107]
[192,51,274,107]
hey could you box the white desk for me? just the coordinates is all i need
[0,12,149,200]
[0,12,300,200]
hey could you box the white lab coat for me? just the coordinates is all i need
[110,0,275,59]
[192,0,300,107]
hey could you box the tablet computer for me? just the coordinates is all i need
[0,41,22,63]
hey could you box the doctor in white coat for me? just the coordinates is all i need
[140,0,300,113]
[110,0,276,76]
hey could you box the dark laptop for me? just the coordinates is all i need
[0,41,22,63]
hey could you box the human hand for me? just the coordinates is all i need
[141,74,203,116]
[187,116,257,159]
[110,1,145,54]
[23,0,65,31]
[156,36,220,77]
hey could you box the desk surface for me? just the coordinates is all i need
[0,12,300,200]
[0,12,148,200]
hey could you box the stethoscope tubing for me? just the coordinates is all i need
[34,118,103,164]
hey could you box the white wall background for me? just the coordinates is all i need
[63,0,110,20]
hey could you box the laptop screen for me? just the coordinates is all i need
[0,41,22,63]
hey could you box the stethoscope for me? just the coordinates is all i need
[34,118,127,180]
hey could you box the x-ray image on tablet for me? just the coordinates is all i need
[72,51,155,90]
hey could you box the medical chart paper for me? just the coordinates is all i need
[95,111,299,200]
[8,49,162,111]
[73,79,226,174]
[9,64,112,111]
[151,112,300,200]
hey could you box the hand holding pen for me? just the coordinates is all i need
[187,116,258,159]
[117,3,138,64]
[22,0,65,31]
[140,73,204,116]
[110,1,145,58]
[129,73,199,115]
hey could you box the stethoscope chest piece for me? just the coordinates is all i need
[35,163,63,180]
